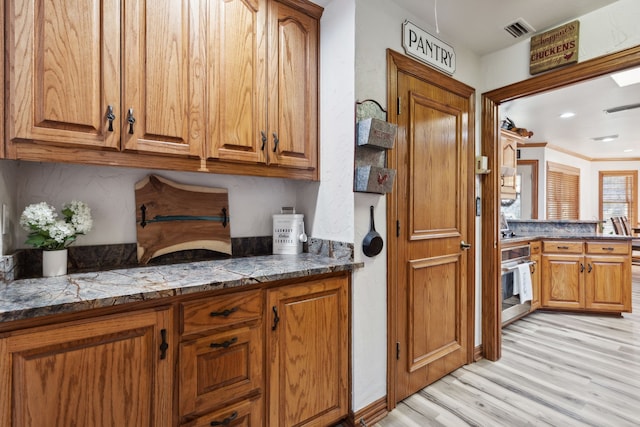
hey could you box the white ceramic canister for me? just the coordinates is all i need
[273,209,307,254]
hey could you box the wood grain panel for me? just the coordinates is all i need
[266,276,349,427]
[8,0,120,149]
[268,0,318,170]
[179,324,262,418]
[0,308,172,427]
[181,290,262,335]
[208,0,267,163]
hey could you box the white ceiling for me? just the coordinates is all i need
[315,0,636,160]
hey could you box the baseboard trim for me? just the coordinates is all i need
[349,396,388,426]
[474,344,483,361]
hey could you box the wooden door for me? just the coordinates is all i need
[7,0,121,151]
[122,0,205,158]
[266,276,349,427]
[388,50,475,402]
[207,0,268,164]
[541,254,584,309]
[266,0,320,171]
[0,308,173,427]
[585,255,631,312]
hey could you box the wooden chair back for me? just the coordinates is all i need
[621,216,632,236]
[611,216,626,235]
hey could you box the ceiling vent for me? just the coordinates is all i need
[504,19,535,38]
[604,103,640,114]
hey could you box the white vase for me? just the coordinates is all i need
[42,249,68,277]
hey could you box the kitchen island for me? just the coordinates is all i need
[0,254,361,427]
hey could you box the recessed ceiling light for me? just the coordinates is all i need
[624,149,633,153]
[611,67,640,87]
[559,112,575,119]
[591,134,619,142]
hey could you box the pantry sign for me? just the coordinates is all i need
[402,20,455,75]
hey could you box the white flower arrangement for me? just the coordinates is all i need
[20,201,93,250]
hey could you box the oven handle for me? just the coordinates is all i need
[501,260,536,273]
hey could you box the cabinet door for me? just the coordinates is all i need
[530,252,541,310]
[0,308,173,427]
[541,254,584,309]
[499,131,518,198]
[266,275,349,427]
[266,1,319,171]
[122,0,205,157]
[207,0,268,164]
[8,0,121,151]
[585,255,631,312]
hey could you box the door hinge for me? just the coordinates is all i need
[396,220,400,237]
[396,342,400,360]
[397,97,401,115]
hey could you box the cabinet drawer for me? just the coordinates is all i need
[530,241,541,254]
[181,290,262,335]
[585,241,630,255]
[179,324,262,418]
[542,241,583,254]
[181,395,262,427]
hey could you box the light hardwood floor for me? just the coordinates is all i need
[374,266,640,426]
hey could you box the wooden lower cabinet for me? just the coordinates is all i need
[541,240,631,313]
[266,276,349,427]
[0,273,350,427]
[0,307,173,427]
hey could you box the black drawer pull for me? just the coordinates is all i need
[557,246,569,250]
[211,411,238,426]
[210,337,238,349]
[602,247,614,251]
[210,307,238,317]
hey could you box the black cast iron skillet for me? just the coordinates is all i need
[363,205,383,257]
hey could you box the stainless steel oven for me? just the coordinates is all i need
[501,243,535,326]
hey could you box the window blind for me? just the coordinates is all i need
[599,171,638,234]
[546,162,579,220]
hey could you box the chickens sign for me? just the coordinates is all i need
[530,20,580,75]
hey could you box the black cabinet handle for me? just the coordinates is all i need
[580,263,585,273]
[127,108,136,134]
[272,133,279,152]
[221,208,228,228]
[210,411,238,426]
[602,247,614,251]
[106,105,115,132]
[210,306,237,317]
[588,263,593,273]
[159,329,169,360]
[260,131,267,151]
[557,246,569,250]
[210,337,238,349]
[271,306,280,331]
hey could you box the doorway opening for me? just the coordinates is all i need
[481,45,640,361]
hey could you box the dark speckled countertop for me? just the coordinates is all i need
[0,254,362,324]
[501,234,632,245]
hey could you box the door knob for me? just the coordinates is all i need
[461,241,471,250]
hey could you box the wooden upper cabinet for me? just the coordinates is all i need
[208,0,268,164]
[499,130,519,199]
[267,0,319,170]
[122,0,205,157]
[208,0,321,174]
[7,0,121,151]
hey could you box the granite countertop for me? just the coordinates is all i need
[0,254,362,324]
[501,234,632,245]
